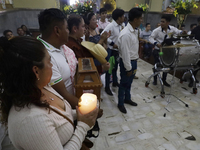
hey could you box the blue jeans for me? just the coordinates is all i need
[118,58,137,106]
[105,49,119,88]
[143,43,153,58]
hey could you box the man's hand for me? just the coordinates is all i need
[102,62,110,71]
[126,70,133,77]
[113,44,118,49]
[156,43,161,48]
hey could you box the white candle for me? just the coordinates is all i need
[78,93,97,114]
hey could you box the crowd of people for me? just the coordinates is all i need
[0,6,200,150]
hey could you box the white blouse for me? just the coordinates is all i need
[8,85,90,150]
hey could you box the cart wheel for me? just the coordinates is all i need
[180,79,183,84]
[145,82,149,87]
[160,91,165,98]
[193,88,197,94]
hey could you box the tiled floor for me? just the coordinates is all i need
[90,59,200,150]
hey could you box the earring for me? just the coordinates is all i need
[38,78,40,80]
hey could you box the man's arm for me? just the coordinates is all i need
[119,34,132,72]
[149,29,158,45]
[52,80,78,109]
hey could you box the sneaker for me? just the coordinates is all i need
[105,87,113,96]
[118,105,127,114]
[124,100,138,106]
[112,82,119,87]
[163,81,170,87]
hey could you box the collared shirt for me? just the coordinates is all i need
[102,20,125,50]
[118,23,139,71]
[37,37,73,94]
[97,19,110,32]
[149,25,182,49]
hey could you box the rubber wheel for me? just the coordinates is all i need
[193,88,197,94]
[145,82,149,87]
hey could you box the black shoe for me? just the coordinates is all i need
[124,100,138,106]
[163,81,170,87]
[153,80,157,85]
[105,87,113,96]
[188,81,193,87]
[118,105,127,114]
[112,82,119,87]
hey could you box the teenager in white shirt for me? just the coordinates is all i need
[97,8,110,33]
[102,8,125,96]
[117,8,143,113]
[149,15,183,87]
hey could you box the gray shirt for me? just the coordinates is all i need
[140,30,152,41]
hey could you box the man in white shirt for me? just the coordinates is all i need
[102,8,125,96]
[117,8,143,113]
[149,15,183,87]
[37,8,79,109]
[97,8,110,33]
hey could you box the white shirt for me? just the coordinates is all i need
[38,38,73,95]
[8,85,90,150]
[102,20,125,50]
[118,23,139,71]
[97,19,110,31]
[149,25,182,49]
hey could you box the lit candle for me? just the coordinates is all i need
[78,93,97,114]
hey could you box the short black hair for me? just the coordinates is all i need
[197,17,200,22]
[190,23,197,29]
[112,8,125,21]
[67,14,83,33]
[146,23,150,27]
[38,8,67,37]
[161,14,171,22]
[17,27,22,31]
[128,8,143,22]
[100,8,107,14]
[3,30,12,36]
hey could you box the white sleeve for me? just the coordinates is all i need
[172,26,182,35]
[102,24,113,45]
[49,55,62,86]
[149,29,158,45]
[119,34,132,71]
[17,114,90,150]
[140,31,143,38]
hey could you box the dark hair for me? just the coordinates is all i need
[100,8,107,14]
[128,8,143,22]
[197,17,200,22]
[38,8,67,37]
[21,25,27,29]
[112,8,125,21]
[146,23,150,27]
[0,36,49,125]
[17,27,23,31]
[84,12,95,25]
[3,30,12,36]
[161,14,171,22]
[68,14,83,33]
[190,23,197,29]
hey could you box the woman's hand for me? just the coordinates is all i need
[102,62,110,71]
[76,106,99,128]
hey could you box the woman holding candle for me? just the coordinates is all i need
[0,36,98,150]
